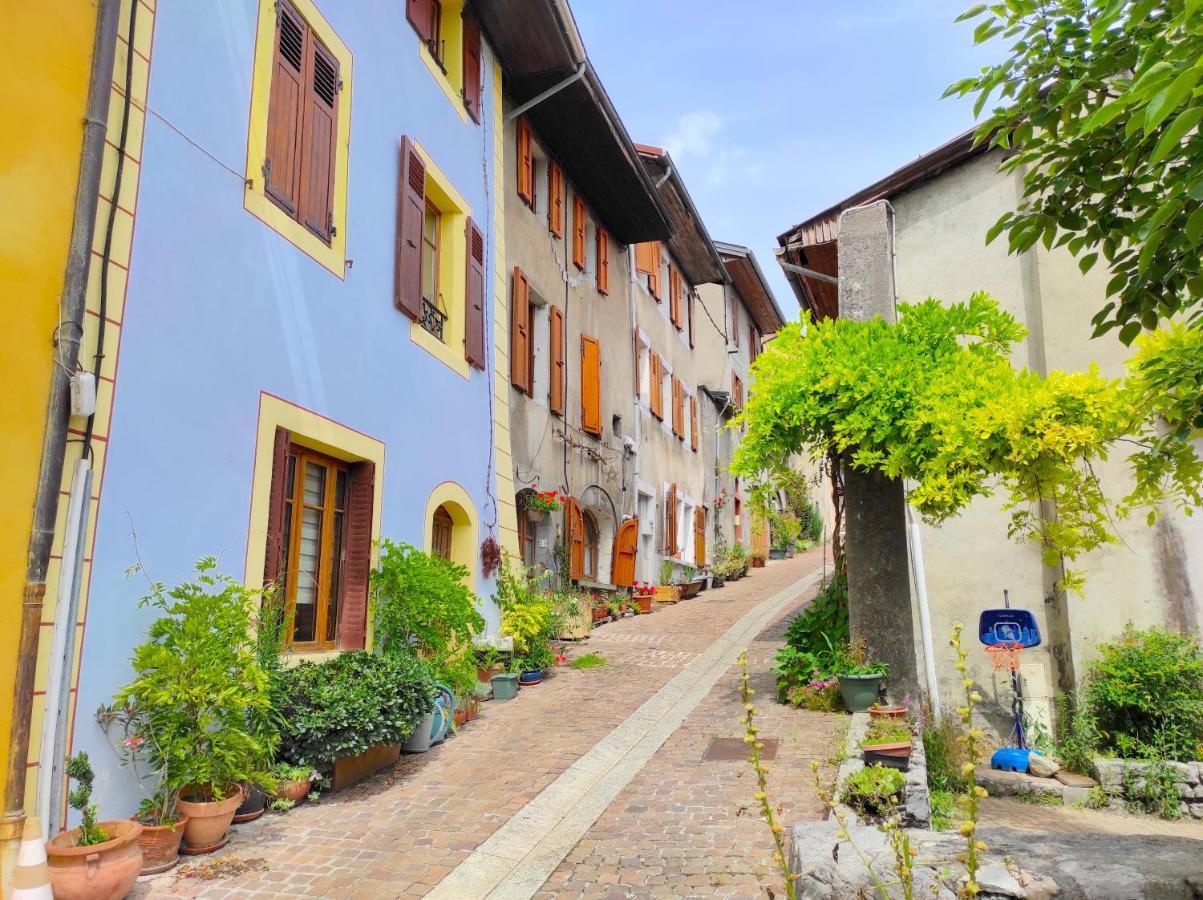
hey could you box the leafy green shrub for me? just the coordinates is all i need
[494,556,556,668]
[1052,693,1100,775]
[775,565,848,694]
[842,765,905,819]
[273,651,434,770]
[116,558,273,803]
[1085,626,1203,761]
[923,709,968,794]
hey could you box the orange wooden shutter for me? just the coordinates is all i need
[635,242,654,276]
[548,161,564,237]
[462,14,482,122]
[581,334,601,435]
[406,0,437,43]
[611,518,639,587]
[464,217,486,370]
[694,507,706,566]
[688,289,696,348]
[395,136,426,320]
[672,377,683,438]
[572,195,586,269]
[565,498,585,581]
[517,119,533,205]
[549,305,565,416]
[690,395,699,451]
[264,2,306,215]
[649,242,662,300]
[649,351,663,419]
[510,267,530,392]
[669,268,682,329]
[665,483,678,556]
[596,227,609,294]
[338,460,374,650]
[263,427,293,588]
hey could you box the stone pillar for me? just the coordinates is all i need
[837,202,921,704]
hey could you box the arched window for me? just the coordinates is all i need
[432,505,454,560]
[583,510,599,581]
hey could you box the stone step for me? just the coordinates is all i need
[1053,770,1097,788]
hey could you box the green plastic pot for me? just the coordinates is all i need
[837,674,884,713]
[491,673,519,701]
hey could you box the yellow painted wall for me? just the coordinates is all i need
[0,3,98,818]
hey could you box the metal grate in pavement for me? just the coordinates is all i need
[702,736,778,761]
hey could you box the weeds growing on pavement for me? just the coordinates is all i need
[570,653,606,670]
[950,623,988,898]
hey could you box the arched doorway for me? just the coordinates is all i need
[423,482,478,583]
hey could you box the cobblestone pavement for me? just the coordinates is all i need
[137,550,836,899]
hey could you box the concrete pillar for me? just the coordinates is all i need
[837,202,921,704]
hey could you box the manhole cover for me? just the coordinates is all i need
[703,737,778,761]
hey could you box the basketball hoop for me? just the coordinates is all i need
[984,641,1023,673]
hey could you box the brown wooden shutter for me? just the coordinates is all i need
[669,268,682,329]
[548,161,564,237]
[510,267,530,392]
[549,305,565,416]
[596,227,609,294]
[688,289,696,348]
[690,394,699,451]
[464,216,486,369]
[565,497,585,581]
[671,377,683,438]
[665,484,678,556]
[395,137,426,319]
[694,507,706,566]
[581,334,601,436]
[406,0,437,44]
[749,326,759,361]
[649,351,663,419]
[263,427,293,587]
[572,195,586,270]
[462,14,482,122]
[732,373,743,408]
[297,36,339,242]
[611,518,639,587]
[517,119,533,205]
[265,3,306,215]
[338,460,374,650]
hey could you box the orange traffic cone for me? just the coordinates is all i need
[12,816,53,899]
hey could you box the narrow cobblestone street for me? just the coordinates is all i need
[136,551,838,899]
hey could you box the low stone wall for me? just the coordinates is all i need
[1093,758,1203,819]
[831,712,930,827]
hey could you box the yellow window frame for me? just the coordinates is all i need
[418,0,469,124]
[244,0,352,278]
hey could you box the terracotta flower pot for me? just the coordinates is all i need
[136,816,186,874]
[868,705,909,723]
[47,819,143,899]
[454,706,468,728]
[477,664,502,684]
[861,741,912,758]
[633,595,653,614]
[176,788,241,853]
[275,777,312,804]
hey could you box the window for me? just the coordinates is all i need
[731,301,740,346]
[517,119,534,207]
[669,267,683,330]
[409,0,476,123]
[565,497,585,581]
[548,161,564,237]
[432,505,454,560]
[596,227,610,294]
[635,242,661,299]
[461,13,482,122]
[572,195,587,270]
[694,507,706,566]
[583,511,599,580]
[749,325,759,361]
[518,508,537,567]
[423,483,480,585]
[511,267,531,393]
[649,350,664,420]
[687,289,695,348]
[549,305,565,415]
[664,483,678,556]
[245,0,350,277]
[394,138,483,377]
[671,376,684,439]
[690,394,699,451]
[581,334,602,436]
[732,372,744,409]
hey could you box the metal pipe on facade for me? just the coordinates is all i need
[3,0,120,854]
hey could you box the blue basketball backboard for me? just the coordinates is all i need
[978,608,1041,648]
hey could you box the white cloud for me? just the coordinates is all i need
[664,110,724,159]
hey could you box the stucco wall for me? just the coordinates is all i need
[67,0,504,821]
[890,150,1203,726]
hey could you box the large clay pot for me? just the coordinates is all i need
[136,816,186,874]
[633,594,654,614]
[47,819,143,899]
[274,777,312,805]
[175,787,241,853]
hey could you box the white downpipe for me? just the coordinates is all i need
[37,457,93,837]
[906,503,940,711]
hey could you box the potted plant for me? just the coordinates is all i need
[522,486,565,522]
[750,548,768,568]
[272,763,314,805]
[46,752,143,899]
[496,553,557,684]
[868,703,909,723]
[654,560,685,602]
[115,558,274,856]
[860,721,913,768]
[728,543,749,578]
[631,581,655,614]
[834,639,890,713]
[491,671,520,700]
[475,644,503,684]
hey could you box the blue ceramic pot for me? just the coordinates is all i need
[518,670,542,685]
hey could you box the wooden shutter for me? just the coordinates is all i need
[548,161,564,237]
[510,267,530,392]
[581,334,601,436]
[464,216,486,369]
[565,497,585,581]
[462,14,482,122]
[690,394,699,451]
[649,242,662,299]
[732,373,743,408]
[669,268,682,329]
[665,484,678,556]
[611,518,639,587]
[297,37,339,242]
[549,305,565,416]
[732,302,740,346]
[263,427,293,587]
[264,2,306,215]
[338,460,374,650]
[694,507,706,566]
[596,227,609,294]
[688,289,696,348]
[517,119,533,206]
[395,137,426,319]
[407,0,437,44]
[572,195,586,270]
[749,326,759,361]
[649,351,663,419]
[635,242,655,277]
[671,377,683,438]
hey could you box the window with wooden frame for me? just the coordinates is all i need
[432,505,454,559]
[749,325,760,362]
[510,267,532,393]
[694,507,706,566]
[583,510,599,581]
[549,305,565,416]
[648,350,664,420]
[581,334,602,436]
[420,200,443,336]
[565,497,585,581]
[731,302,740,346]
[518,507,537,568]
[690,394,699,451]
[635,242,662,299]
[669,267,683,330]
[517,119,534,207]
[572,195,587,270]
[407,0,443,62]
[671,376,684,439]
[548,161,564,237]
[664,483,678,556]
[732,372,744,409]
[596,226,610,294]
[461,12,482,122]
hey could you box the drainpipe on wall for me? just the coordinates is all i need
[2,0,120,864]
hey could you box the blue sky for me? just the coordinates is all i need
[572,1,999,315]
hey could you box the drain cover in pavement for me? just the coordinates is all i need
[703,737,778,761]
